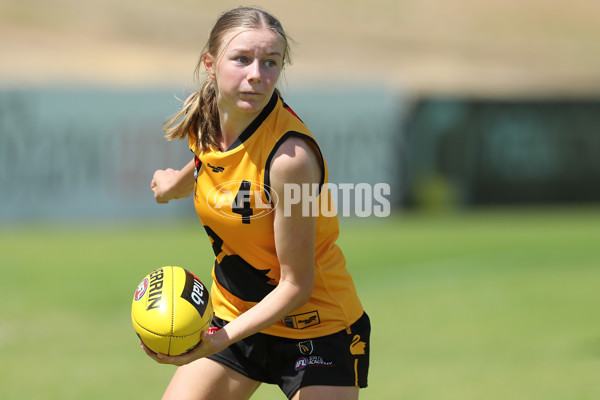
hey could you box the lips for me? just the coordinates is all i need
[241,91,261,96]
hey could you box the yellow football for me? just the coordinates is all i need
[131,266,213,356]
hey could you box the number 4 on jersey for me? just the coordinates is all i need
[232,180,253,224]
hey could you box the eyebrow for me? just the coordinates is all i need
[230,48,282,57]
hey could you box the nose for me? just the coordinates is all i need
[247,59,262,82]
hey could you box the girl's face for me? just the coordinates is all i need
[206,28,285,119]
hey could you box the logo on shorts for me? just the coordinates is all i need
[134,278,149,301]
[295,357,308,371]
[294,356,335,371]
[350,334,366,355]
[298,340,314,355]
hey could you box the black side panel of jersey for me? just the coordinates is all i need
[203,225,277,302]
[214,256,276,302]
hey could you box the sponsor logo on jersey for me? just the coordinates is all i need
[283,310,320,329]
[134,278,149,301]
[206,163,225,173]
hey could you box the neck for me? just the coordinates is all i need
[215,91,277,151]
[218,112,256,150]
[216,93,266,150]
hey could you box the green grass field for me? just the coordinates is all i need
[1,206,599,399]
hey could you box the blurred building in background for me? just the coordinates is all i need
[403,98,600,209]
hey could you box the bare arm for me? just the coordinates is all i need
[151,159,195,203]
[144,137,321,365]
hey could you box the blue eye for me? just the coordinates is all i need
[235,56,248,64]
[265,60,277,67]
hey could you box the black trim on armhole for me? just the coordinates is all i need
[263,131,326,202]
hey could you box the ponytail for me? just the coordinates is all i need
[163,79,221,152]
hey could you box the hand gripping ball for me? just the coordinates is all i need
[131,266,213,356]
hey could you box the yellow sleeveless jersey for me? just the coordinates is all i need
[189,92,364,339]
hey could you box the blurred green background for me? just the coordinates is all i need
[1,0,600,399]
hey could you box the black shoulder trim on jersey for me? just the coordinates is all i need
[264,131,326,202]
[225,91,279,152]
[282,101,304,123]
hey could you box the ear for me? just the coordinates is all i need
[203,53,216,80]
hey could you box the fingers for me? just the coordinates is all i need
[140,340,203,367]
[150,169,180,204]
[140,341,160,361]
[140,341,180,365]
[150,171,169,204]
[151,170,166,192]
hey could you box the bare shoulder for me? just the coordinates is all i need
[269,136,321,185]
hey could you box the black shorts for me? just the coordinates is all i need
[207,312,371,399]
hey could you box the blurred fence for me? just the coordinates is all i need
[0,89,193,222]
[0,87,404,222]
[2,88,599,223]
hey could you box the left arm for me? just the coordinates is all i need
[144,137,321,365]
[212,136,319,343]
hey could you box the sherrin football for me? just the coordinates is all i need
[132,266,213,356]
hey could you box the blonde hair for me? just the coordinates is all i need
[163,7,292,151]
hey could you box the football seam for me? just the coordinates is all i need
[170,266,175,354]
[171,266,176,335]
[132,318,206,338]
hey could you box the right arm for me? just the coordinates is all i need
[151,159,195,203]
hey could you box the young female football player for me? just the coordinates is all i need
[146,7,370,399]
